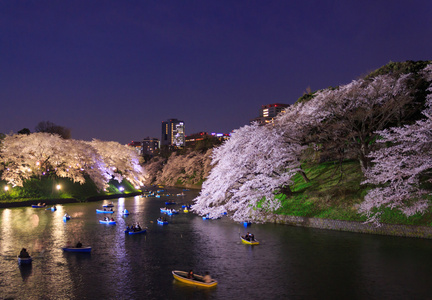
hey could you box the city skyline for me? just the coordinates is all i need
[1,1,431,144]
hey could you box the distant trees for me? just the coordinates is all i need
[17,128,31,135]
[0,133,146,191]
[35,121,71,139]
[143,149,213,187]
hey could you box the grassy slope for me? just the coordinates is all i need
[275,160,432,226]
[0,176,140,203]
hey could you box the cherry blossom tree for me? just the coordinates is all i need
[0,133,146,191]
[89,139,146,188]
[155,149,213,186]
[193,123,306,221]
[360,64,432,223]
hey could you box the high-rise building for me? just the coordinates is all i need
[250,103,290,125]
[161,119,185,147]
[142,137,160,156]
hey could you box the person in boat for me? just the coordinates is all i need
[109,208,113,211]
[64,213,69,218]
[135,223,141,231]
[76,241,82,248]
[19,248,30,258]
[250,233,255,241]
[103,208,106,211]
[110,217,114,221]
[203,272,212,283]
[126,225,131,231]
[245,232,250,241]
[187,270,194,279]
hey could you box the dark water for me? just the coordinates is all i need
[1,188,432,300]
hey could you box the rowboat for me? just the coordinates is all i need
[167,209,179,215]
[31,204,46,208]
[243,222,251,227]
[63,215,71,222]
[96,209,114,214]
[184,209,189,213]
[160,207,169,213]
[240,236,259,245]
[172,270,217,287]
[62,246,92,252]
[157,219,168,225]
[99,220,116,225]
[123,209,130,215]
[18,256,32,265]
[125,229,147,234]
[165,201,176,205]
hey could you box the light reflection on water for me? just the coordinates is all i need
[1,188,432,299]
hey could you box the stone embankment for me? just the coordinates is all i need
[256,214,432,239]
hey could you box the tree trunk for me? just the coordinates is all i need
[279,185,292,196]
[299,168,310,183]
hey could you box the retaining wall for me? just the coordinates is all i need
[255,214,432,239]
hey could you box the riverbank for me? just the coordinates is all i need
[256,213,432,239]
[2,189,432,240]
[0,192,142,208]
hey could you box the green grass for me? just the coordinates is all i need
[274,160,432,226]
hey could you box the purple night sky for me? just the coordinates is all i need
[1,1,431,144]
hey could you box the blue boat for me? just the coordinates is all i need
[31,204,46,208]
[160,207,169,213]
[243,222,251,227]
[51,206,57,211]
[165,201,176,205]
[96,209,114,214]
[202,214,210,220]
[157,219,168,225]
[167,209,179,215]
[124,229,147,234]
[99,220,116,225]
[18,256,32,265]
[62,246,92,252]
[63,215,71,222]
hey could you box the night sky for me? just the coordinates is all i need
[1,1,431,144]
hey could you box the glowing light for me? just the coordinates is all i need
[4,186,9,191]
[36,161,40,166]
[56,184,61,190]
[119,186,124,192]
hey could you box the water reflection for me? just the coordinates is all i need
[19,264,33,282]
[1,190,432,299]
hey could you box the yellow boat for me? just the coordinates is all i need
[172,270,218,287]
[240,236,260,245]
[183,209,189,213]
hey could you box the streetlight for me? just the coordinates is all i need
[56,184,61,191]
[4,186,9,191]
[119,186,124,192]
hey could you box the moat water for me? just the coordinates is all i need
[1,188,431,299]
